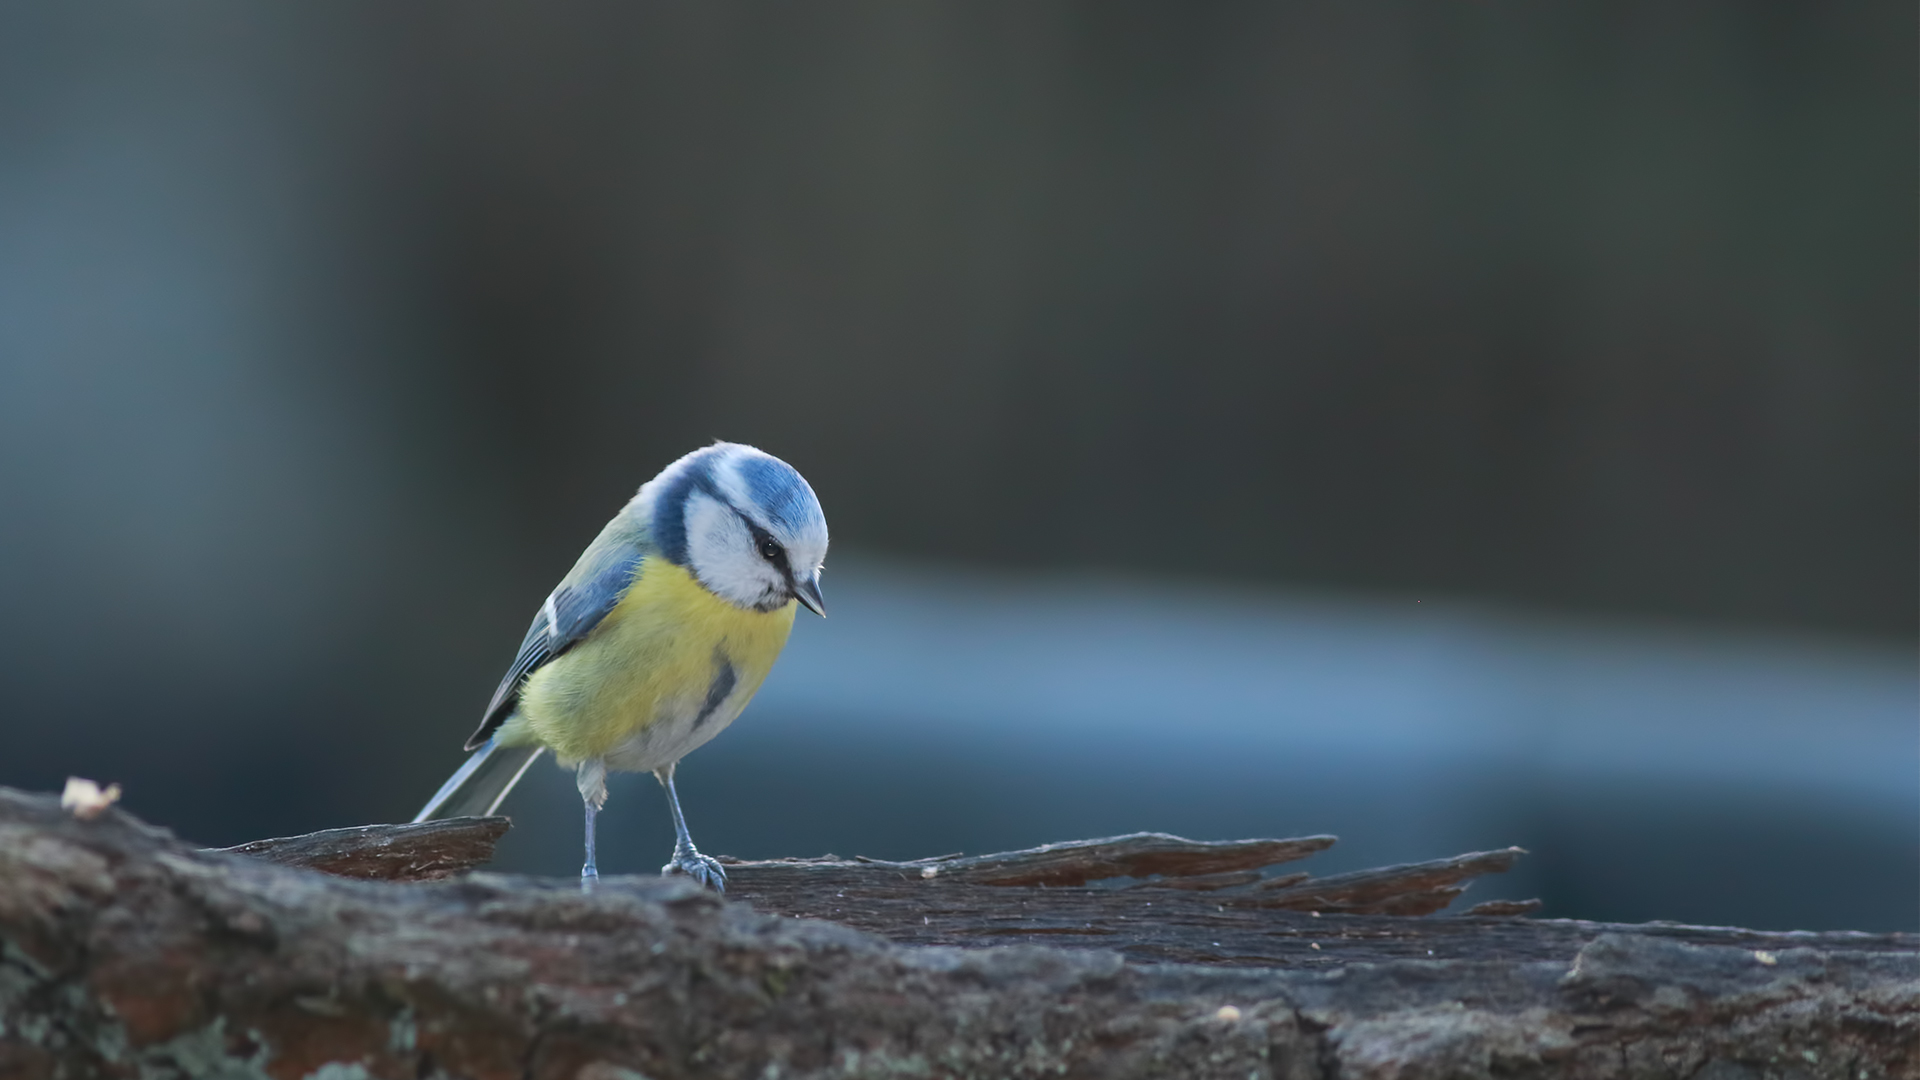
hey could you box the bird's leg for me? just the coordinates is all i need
[576,758,608,891]
[655,762,726,892]
[581,800,600,889]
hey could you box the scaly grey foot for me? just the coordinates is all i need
[663,847,727,892]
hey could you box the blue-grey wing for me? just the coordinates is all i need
[463,534,648,750]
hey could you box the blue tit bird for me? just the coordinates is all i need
[413,441,828,890]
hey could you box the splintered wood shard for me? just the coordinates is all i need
[1219,847,1530,916]
[214,816,510,881]
[719,835,1540,955]
[906,831,1340,886]
[1462,898,1545,917]
[729,832,1338,888]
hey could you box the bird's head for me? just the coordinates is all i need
[640,442,828,616]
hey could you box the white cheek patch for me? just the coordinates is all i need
[684,492,785,610]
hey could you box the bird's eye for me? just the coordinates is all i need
[756,536,782,563]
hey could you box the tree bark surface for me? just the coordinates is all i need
[1,787,1913,1080]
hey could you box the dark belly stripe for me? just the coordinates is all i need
[692,649,737,731]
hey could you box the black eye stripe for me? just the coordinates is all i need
[741,516,790,568]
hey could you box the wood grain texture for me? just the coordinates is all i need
[214,816,511,881]
[716,835,1534,958]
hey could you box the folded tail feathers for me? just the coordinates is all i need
[413,739,546,822]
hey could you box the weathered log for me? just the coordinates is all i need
[2,786,1915,1079]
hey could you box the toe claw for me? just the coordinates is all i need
[663,850,728,893]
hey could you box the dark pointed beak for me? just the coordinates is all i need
[793,572,826,617]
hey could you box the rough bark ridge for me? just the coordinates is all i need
[1,788,1914,1080]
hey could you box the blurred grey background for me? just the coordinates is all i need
[0,3,1912,931]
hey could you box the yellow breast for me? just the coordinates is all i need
[510,556,797,765]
